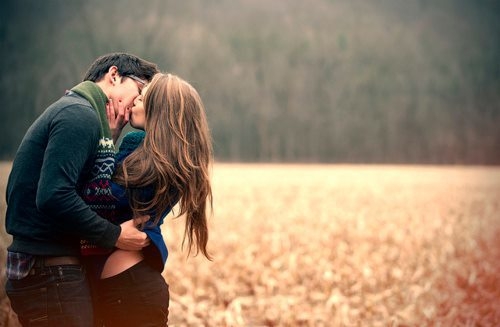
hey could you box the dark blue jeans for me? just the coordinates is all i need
[5,264,93,327]
[97,260,169,327]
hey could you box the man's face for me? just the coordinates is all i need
[109,76,145,111]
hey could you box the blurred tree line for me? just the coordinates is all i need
[0,0,499,164]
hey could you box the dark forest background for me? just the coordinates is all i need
[0,0,499,164]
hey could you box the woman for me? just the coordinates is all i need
[80,73,213,327]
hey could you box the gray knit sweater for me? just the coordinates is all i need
[5,91,120,256]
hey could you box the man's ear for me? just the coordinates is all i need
[108,66,119,85]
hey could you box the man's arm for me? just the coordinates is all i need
[35,103,147,249]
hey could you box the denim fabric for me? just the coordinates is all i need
[97,260,169,327]
[81,255,108,327]
[5,264,93,327]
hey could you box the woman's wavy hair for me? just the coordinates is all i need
[114,73,213,259]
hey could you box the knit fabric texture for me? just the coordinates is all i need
[72,81,116,255]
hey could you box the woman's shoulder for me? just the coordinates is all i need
[118,131,145,151]
[116,131,145,161]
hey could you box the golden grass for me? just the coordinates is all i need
[0,162,12,283]
[163,164,500,326]
[1,163,500,326]
[0,162,17,326]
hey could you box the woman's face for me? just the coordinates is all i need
[129,84,149,130]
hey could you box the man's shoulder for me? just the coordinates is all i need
[53,91,94,112]
[47,92,99,122]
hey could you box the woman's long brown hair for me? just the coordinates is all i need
[114,73,213,259]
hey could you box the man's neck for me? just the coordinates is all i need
[95,81,111,99]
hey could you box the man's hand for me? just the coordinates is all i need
[115,217,151,250]
[106,98,130,144]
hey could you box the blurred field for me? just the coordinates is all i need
[1,162,17,326]
[2,162,500,326]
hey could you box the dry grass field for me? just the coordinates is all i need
[1,162,500,326]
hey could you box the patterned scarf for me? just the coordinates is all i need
[72,81,117,255]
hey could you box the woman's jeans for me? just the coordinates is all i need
[5,264,93,327]
[97,260,169,327]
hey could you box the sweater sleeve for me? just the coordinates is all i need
[78,131,145,226]
[35,104,120,249]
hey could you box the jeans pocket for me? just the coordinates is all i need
[55,265,85,282]
[54,267,93,320]
[6,283,49,327]
[7,267,93,327]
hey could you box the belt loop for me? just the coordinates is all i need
[34,256,45,269]
[40,256,46,269]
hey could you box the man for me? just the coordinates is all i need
[4,53,159,326]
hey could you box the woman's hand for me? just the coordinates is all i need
[106,98,130,144]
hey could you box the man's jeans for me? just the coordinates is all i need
[5,264,93,327]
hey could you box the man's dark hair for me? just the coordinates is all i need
[83,52,159,83]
